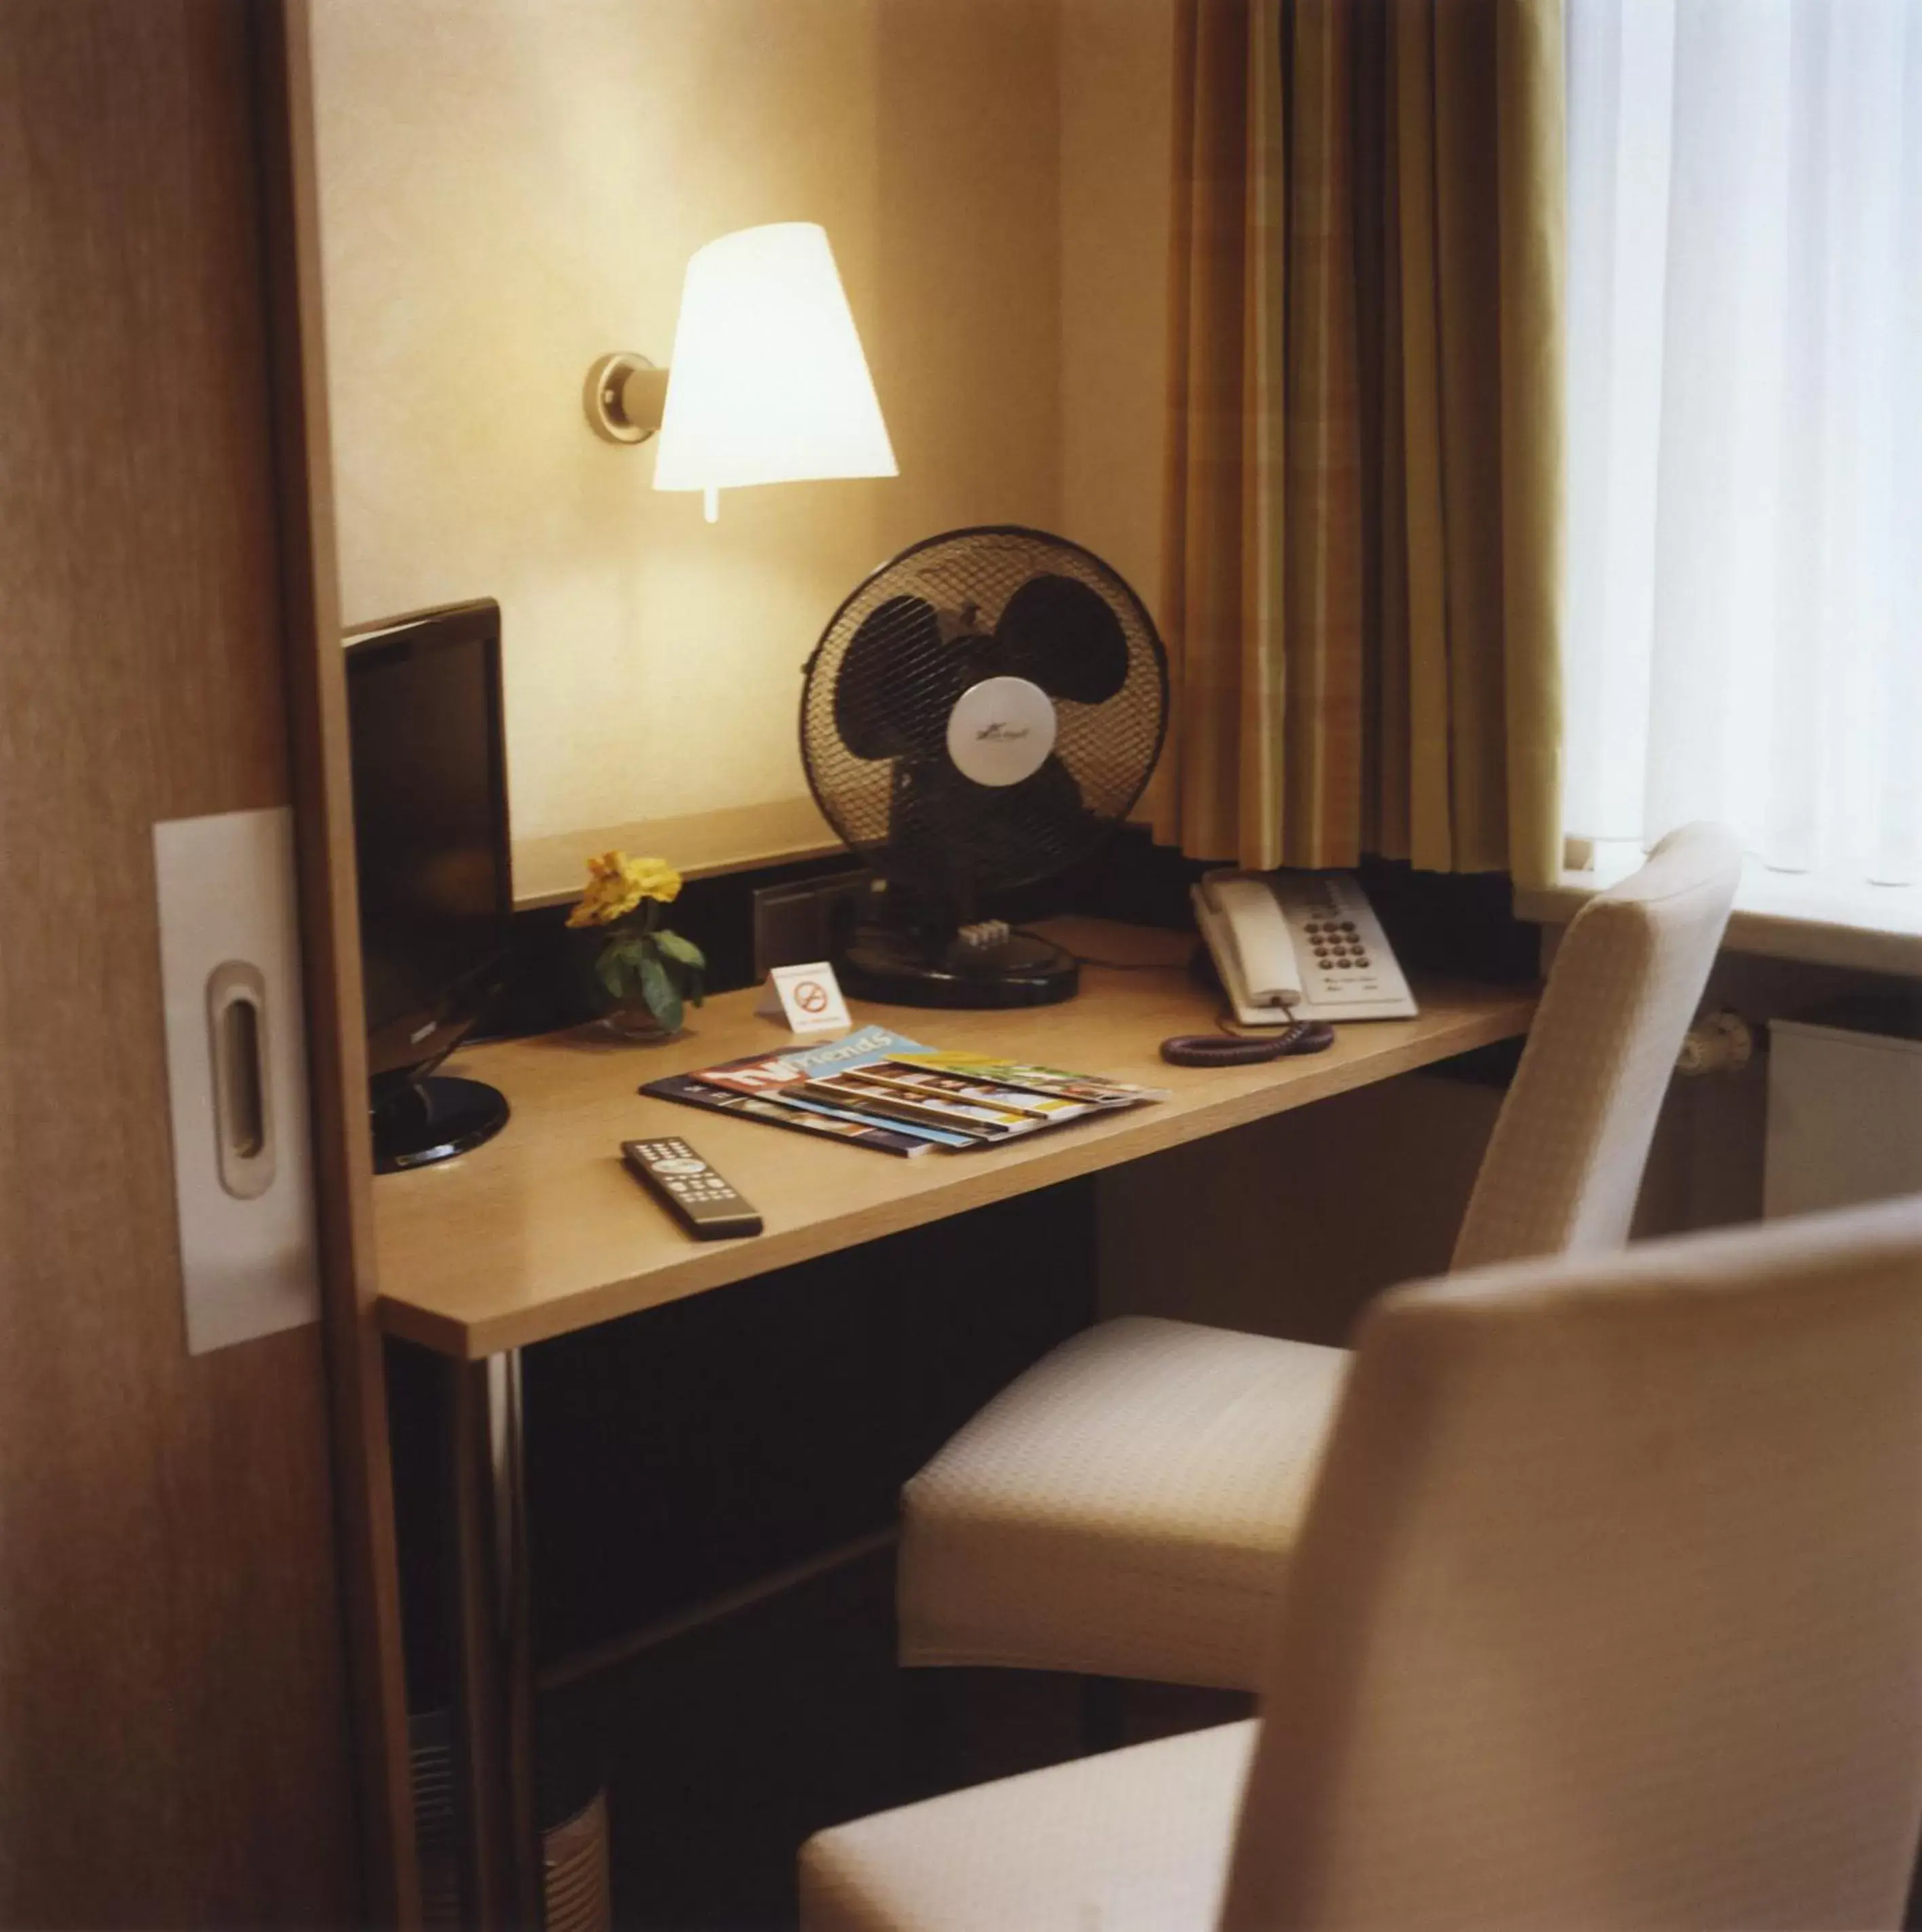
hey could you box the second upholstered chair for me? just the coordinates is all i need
[896,823,1742,1690]
[809,1196,1922,1932]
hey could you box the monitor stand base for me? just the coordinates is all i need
[372,1075,510,1174]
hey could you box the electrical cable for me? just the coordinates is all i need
[1012,926,1177,972]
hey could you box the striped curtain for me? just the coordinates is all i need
[1151,0,1564,888]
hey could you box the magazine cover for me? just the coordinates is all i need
[886,1052,1169,1105]
[782,1074,1032,1141]
[641,1072,937,1158]
[791,1067,1098,1137]
[863,1065,1097,1120]
[687,1025,932,1097]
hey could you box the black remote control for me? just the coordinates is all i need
[621,1137,763,1240]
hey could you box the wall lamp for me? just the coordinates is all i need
[584,221,897,523]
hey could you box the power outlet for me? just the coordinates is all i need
[751,869,874,981]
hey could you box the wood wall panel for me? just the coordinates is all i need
[0,1,360,1921]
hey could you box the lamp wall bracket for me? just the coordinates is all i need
[584,352,668,445]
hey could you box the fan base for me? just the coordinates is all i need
[836,923,1080,1009]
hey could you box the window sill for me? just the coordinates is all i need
[512,797,841,911]
[1515,859,1922,980]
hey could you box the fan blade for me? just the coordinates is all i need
[833,594,954,759]
[991,573,1131,704]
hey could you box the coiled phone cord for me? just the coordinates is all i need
[1158,1014,1336,1067]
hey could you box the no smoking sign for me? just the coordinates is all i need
[756,960,852,1036]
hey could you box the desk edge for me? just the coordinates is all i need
[377,992,1536,1360]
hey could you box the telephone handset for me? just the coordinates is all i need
[1192,871,1417,1023]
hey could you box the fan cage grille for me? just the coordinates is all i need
[800,527,1169,898]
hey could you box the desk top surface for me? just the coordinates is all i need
[373,920,1537,1359]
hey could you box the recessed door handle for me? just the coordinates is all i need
[206,960,276,1200]
[157,808,317,1353]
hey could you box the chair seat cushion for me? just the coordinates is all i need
[899,1317,1349,1688]
[800,1718,1257,1932]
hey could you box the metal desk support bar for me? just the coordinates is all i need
[447,1350,538,1928]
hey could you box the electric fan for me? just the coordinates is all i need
[800,525,1168,1007]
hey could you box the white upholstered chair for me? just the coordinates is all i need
[897,825,1742,1690]
[806,1195,1922,1932]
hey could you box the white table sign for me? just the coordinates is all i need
[755,960,852,1036]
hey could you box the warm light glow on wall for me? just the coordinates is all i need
[651,223,896,521]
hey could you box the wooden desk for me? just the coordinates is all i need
[375,920,1537,1361]
[372,919,1534,1923]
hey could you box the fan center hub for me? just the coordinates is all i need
[945,675,1057,787]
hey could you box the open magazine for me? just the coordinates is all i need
[641,1025,1165,1157]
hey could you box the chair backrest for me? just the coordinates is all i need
[1222,1195,1922,1931]
[1452,822,1741,1271]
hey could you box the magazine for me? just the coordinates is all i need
[862,1065,1092,1122]
[642,1023,1161,1154]
[647,1025,976,1154]
[783,1074,1037,1140]
[884,1052,1169,1106]
[639,1072,939,1158]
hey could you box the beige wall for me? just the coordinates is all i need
[312,0,1062,846]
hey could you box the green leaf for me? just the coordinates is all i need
[595,946,630,1002]
[638,952,681,1033]
[685,968,706,1010]
[655,929,705,970]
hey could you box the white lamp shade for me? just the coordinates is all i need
[652,223,897,497]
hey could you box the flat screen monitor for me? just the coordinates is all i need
[345,599,513,1170]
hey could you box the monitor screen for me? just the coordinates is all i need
[346,601,512,1081]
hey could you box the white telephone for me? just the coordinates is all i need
[1192,870,1417,1024]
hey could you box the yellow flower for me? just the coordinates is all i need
[620,854,683,905]
[565,851,683,927]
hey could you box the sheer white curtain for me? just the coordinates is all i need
[1565,0,1922,890]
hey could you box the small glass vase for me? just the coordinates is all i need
[594,999,679,1045]
[570,917,699,1044]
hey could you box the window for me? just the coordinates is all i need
[1564,0,1922,901]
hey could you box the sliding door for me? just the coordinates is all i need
[0,1,391,1919]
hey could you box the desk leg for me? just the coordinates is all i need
[447,1350,539,1929]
